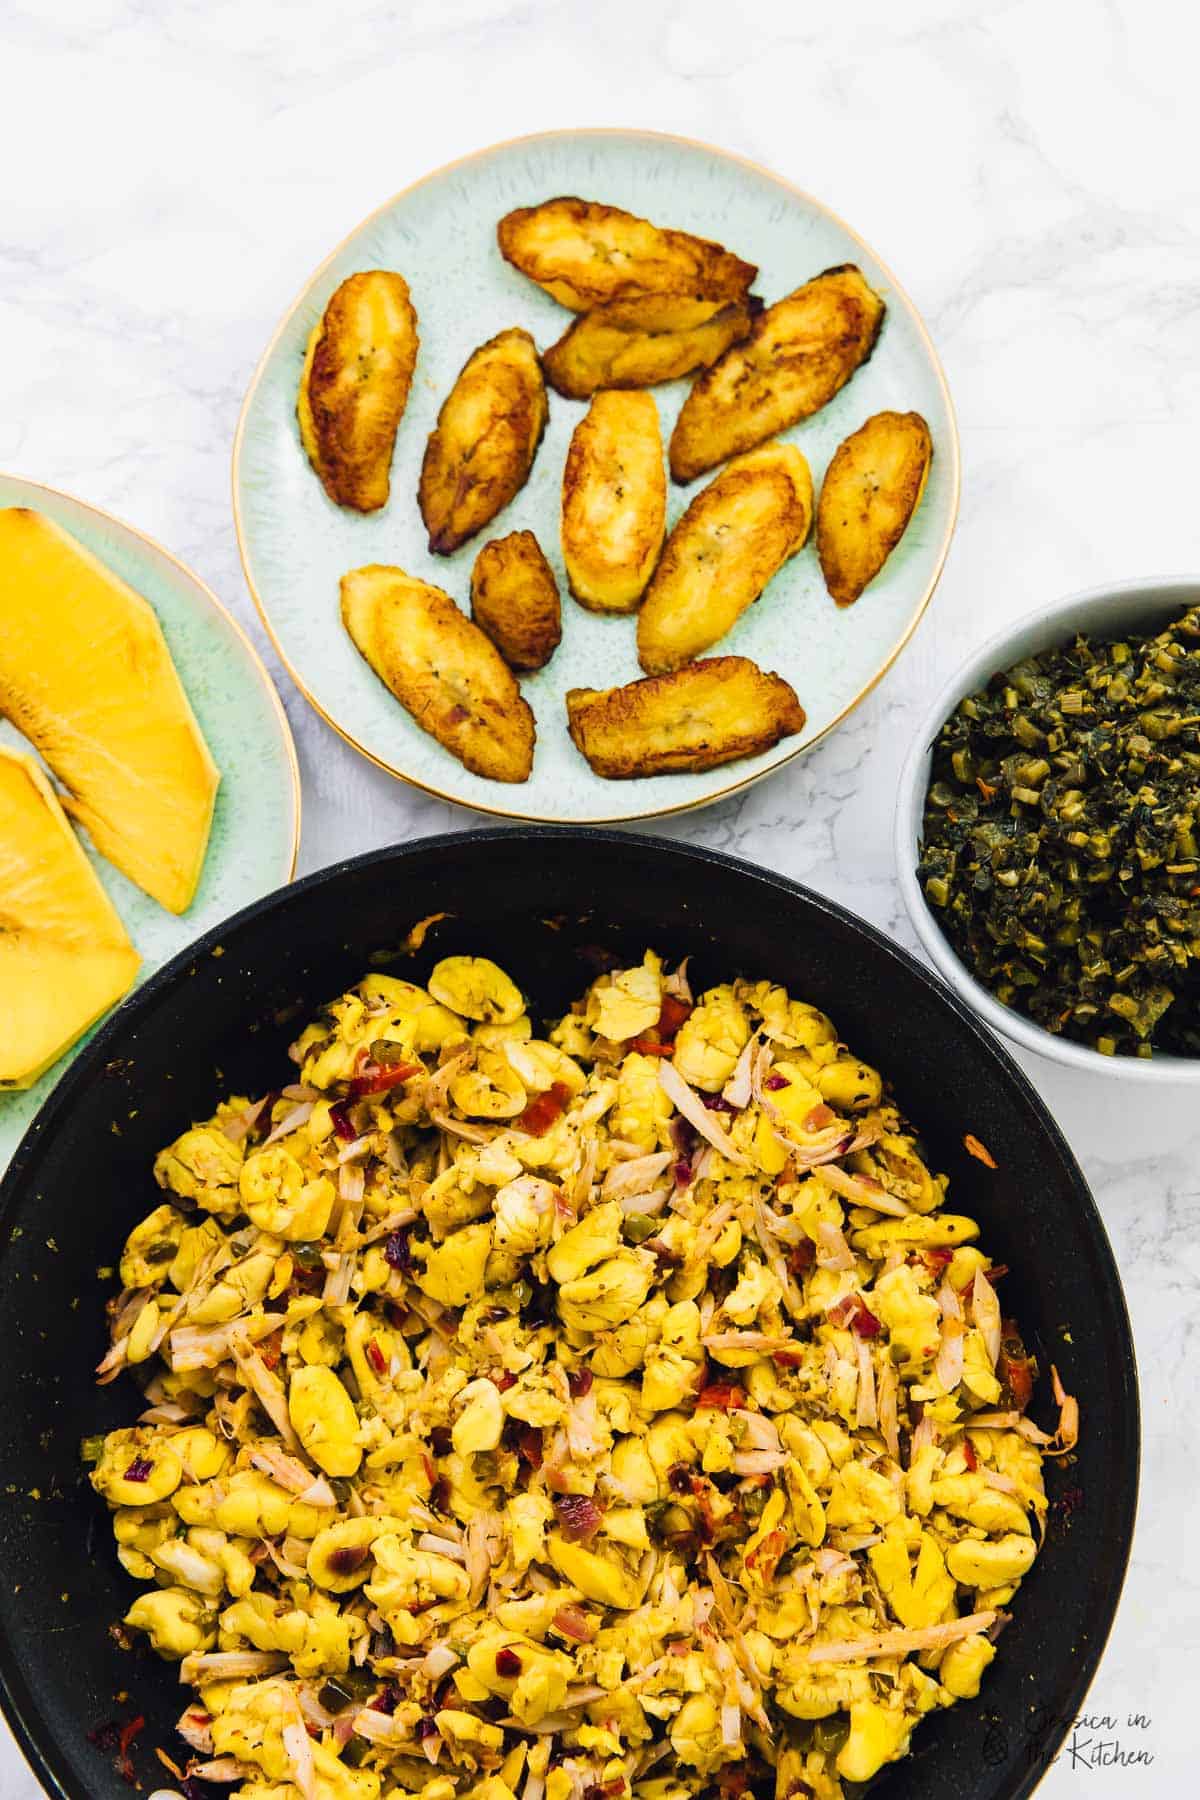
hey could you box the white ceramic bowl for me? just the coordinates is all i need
[896,575,1200,1081]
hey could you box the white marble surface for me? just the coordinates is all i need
[2,0,1196,1792]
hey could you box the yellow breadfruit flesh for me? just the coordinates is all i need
[0,746,140,1088]
[0,508,220,913]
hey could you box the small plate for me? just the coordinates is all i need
[234,128,959,823]
[0,473,300,1169]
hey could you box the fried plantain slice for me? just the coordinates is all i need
[297,271,419,512]
[418,328,548,555]
[561,391,666,614]
[470,530,562,672]
[816,410,933,606]
[566,656,805,779]
[669,265,885,484]
[636,442,812,674]
[542,293,760,399]
[341,565,535,783]
[497,196,757,312]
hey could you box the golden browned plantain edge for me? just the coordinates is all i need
[418,328,548,556]
[297,270,419,512]
[566,655,805,778]
[816,410,933,606]
[668,264,885,484]
[470,530,562,672]
[497,195,757,312]
[341,564,535,783]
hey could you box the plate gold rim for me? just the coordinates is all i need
[0,468,302,879]
[231,125,961,827]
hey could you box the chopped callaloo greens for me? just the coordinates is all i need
[918,606,1200,1056]
[90,954,1075,1800]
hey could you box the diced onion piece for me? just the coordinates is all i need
[934,1316,965,1394]
[179,1651,286,1683]
[817,1163,911,1216]
[422,1643,460,1678]
[722,1031,760,1110]
[228,1329,303,1453]
[657,1062,751,1168]
[972,1268,1002,1366]
[814,1219,856,1271]
[602,1151,673,1199]
[854,1335,877,1429]
[803,1609,998,1663]
[281,1716,317,1800]
[353,1708,411,1746]
[617,1185,672,1217]
[263,1101,314,1147]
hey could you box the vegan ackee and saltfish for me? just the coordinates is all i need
[87,951,1074,1800]
[918,605,1200,1057]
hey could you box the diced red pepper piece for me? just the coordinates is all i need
[962,1437,978,1471]
[123,1457,153,1484]
[850,1297,882,1338]
[365,1338,387,1375]
[347,1059,421,1101]
[515,1080,573,1136]
[516,1425,543,1469]
[658,995,693,1037]
[495,1646,523,1677]
[568,1367,593,1399]
[802,1102,836,1130]
[788,1237,816,1274]
[830,1294,882,1337]
[999,1323,1036,1412]
[763,1073,791,1091]
[259,1328,285,1371]
[117,1714,144,1784]
[696,1382,745,1410]
[552,1602,596,1643]
[554,1492,602,1541]
[772,1347,805,1368]
[329,1101,357,1142]
[629,993,693,1054]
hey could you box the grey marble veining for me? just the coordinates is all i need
[2,0,1197,1792]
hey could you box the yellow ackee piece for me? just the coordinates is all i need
[288,1365,362,1477]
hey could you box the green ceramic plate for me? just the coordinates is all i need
[235,128,959,823]
[0,473,300,1170]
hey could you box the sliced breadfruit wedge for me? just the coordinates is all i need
[0,745,140,1089]
[0,508,220,913]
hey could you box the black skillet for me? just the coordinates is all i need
[0,830,1138,1800]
